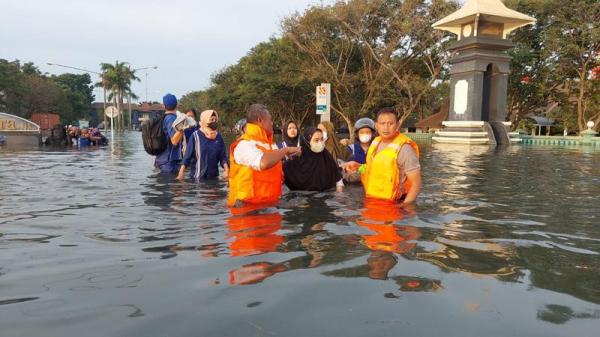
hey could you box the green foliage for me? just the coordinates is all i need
[505,0,600,132]
[0,59,95,124]
[97,61,140,130]
[179,90,210,114]
[201,37,317,129]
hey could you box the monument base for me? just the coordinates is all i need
[433,121,521,145]
[433,121,495,145]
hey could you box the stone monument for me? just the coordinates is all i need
[432,0,535,145]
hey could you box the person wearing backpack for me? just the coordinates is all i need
[154,93,185,174]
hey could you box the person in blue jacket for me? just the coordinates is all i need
[154,93,184,174]
[348,118,376,164]
[177,109,229,180]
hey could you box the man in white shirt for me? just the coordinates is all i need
[228,104,301,206]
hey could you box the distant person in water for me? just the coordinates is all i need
[154,93,184,174]
[317,121,353,163]
[228,104,301,207]
[278,120,300,149]
[343,107,421,205]
[283,127,343,192]
[177,109,229,180]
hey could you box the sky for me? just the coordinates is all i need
[1,0,331,103]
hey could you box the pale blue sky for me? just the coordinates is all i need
[1,0,331,102]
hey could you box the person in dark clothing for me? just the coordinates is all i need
[154,93,184,174]
[283,127,344,192]
[277,120,300,149]
[177,109,229,180]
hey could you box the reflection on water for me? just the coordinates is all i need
[1,132,599,337]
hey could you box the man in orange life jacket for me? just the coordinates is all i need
[343,107,422,206]
[228,104,301,207]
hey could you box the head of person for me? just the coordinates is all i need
[375,107,399,142]
[317,121,335,143]
[302,127,326,154]
[200,110,219,130]
[80,128,89,137]
[367,251,398,280]
[162,93,178,112]
[285,121,298,139]
[354,118,375,144]
[246,104,273,136]
[186,108,198,122]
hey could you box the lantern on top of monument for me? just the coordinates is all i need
[431,0,535,146]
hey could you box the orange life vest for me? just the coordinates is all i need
[357,198,421,253]
[361,133,419,201]
[228,123,283,206]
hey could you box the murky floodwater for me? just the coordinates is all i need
[1,132,599,337]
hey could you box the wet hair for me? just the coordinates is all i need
[376,107,398,121]
[186,108,198,121]
[246,104,269,123]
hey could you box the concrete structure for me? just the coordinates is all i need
[0,113,41,146]
[432,0,535,145]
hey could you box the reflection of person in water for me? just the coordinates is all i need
[357,199,420,280]
[358,198,420,254]
[227,208,286,285]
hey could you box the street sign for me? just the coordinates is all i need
[104,106,120,118]
[316,83,331,116]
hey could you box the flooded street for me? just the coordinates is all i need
[1,132,599,337]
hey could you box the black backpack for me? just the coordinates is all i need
[142,114,168,155]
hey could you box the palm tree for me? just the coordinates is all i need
[96,61,140,131]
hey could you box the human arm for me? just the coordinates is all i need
[234,141,301,171]
[402,170,421,205]
[259,147,301,171]
[397,145,421,206]
[165,114,185,146]
[336,179,344,192]
[177,134,196,180]
[171,130,184,145]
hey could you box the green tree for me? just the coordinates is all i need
[283,0,458,132]
[506,0,600,132]
[179,90,210,114]
[0,59,28,116]
[98,61,140,131]
[52,73,95,123]
[204,37,316,129]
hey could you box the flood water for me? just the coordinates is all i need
[1,132,599,337]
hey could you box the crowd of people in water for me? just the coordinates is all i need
[151,93,422,208]
[43,123,108,147]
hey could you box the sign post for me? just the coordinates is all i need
[104,106,119,144]
[316,83,331,122]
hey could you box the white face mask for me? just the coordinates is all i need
[310,141,325,153]
[321,131,328,141]
[359,134,372,144]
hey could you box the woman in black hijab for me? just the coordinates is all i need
[283,127,344,192]
[278,120,300,148]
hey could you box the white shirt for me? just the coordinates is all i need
[233,139,279,171]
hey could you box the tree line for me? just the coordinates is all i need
[0,59,140,130]
[0,59,95,125]
[180,0,599,133]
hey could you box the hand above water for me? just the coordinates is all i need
[286,146,302,157]
[341,161,361,173]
